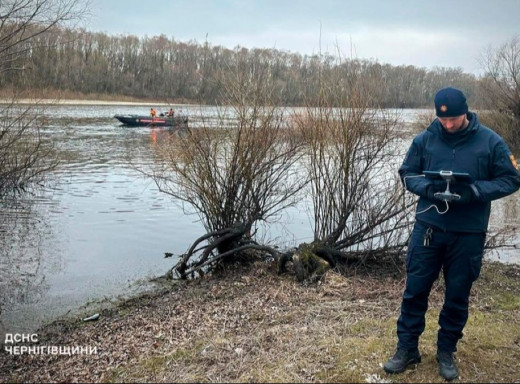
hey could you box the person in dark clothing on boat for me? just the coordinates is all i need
[383,87,520,381]
[167,108,175,117]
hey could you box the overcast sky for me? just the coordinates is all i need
[85,0,519,75]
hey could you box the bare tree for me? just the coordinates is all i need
[0,0,88,74]
[0,0,88,197]
[479,35,520,148]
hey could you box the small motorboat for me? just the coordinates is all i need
[114,114,188,127]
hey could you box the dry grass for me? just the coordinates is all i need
[1,259,519,383]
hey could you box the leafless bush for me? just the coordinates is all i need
[479,110,519,150]
[281,54,416,280]
[479,34,520,149]
[0,0,88,197]
[149,50,307,279]
[150,49,419,282]
[411,111,436,134]
[0,96,57,196]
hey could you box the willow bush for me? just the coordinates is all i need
[150,49,419,281]
[149,47,420,281]
[150,49,307,279]
[279,55,416,280]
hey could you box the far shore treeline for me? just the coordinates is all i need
[0,26,483,107]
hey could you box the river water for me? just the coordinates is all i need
[0,104,519,338]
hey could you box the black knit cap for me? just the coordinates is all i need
[434,87,468,117]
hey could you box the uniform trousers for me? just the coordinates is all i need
[397,220,485,353]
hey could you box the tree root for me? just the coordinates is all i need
[167,225,406,283]
[277,242,339,283]
[168,221,282,280]
[276,242,403,283]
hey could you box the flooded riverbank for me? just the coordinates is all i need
[1,104,518,339]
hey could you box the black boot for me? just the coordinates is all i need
[437,350,459,381]
[383,348,421,374]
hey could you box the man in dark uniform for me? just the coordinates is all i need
[384,87,520,381]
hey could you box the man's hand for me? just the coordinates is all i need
[451,185,475,204]
[426,181,446,201]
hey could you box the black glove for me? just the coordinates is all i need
[425,181,446,201]
[451,185,475,204]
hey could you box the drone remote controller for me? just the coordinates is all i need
[424,170,472,202]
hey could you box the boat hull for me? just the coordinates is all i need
[114,114,188,127]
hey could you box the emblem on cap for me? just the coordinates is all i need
[440,105,448,112]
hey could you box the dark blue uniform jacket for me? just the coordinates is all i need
[399,112,520,233]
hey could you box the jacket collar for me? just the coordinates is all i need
[427,112,479,143]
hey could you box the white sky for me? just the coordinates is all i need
[84,0,520,75]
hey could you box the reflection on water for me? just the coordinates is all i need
[0,198,60,338]
[0,104,518,338]
[0,104,207,337]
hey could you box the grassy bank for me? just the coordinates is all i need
[1,258,519,383]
